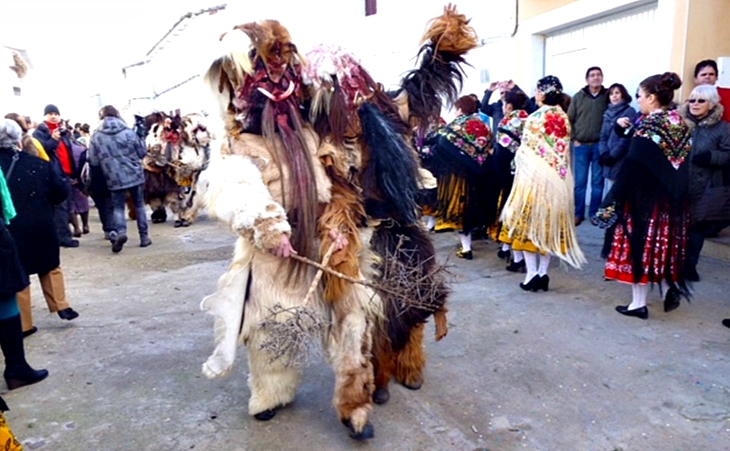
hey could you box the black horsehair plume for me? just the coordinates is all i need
[357,102,420,225]
[399,44,470,136]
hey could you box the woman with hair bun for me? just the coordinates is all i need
[598,72,692,319]
[500,75,586,291]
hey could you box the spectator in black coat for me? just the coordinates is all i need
[32,104,78,248]
[0,120,49,390]
[0,119,80,337]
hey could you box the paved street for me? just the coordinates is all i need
[4,211,730,451]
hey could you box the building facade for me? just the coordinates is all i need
[1,46,32,116]
[493,0,730,99]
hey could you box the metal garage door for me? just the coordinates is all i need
[544,3,659,100]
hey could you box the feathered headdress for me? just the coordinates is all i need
[398,4,479,135]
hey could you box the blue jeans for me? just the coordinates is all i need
[573,143,604,219]
[110,184,148,239]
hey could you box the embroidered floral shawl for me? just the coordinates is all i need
[633,109,691,169]
[438,113,492,166]
[497,109,529,153]
[521,105,571,179]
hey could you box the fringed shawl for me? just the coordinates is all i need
[500,106,585,268]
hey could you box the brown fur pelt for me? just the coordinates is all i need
[318,152,367,303]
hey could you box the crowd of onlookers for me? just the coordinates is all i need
[0,100,152,411]
[0,56,729,443]
[420,58,730,326]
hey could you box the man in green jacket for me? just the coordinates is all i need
[568,66,608,226]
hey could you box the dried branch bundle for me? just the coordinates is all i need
[258,243,335,366]
[259,235,451,367]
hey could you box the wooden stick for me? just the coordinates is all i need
[300,242,336,307]
[290,252,402,297]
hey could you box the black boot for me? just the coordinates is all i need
[0,315,48,390]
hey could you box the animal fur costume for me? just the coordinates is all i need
[128,112,211,227]
[200,5,476,440]
[200,20,381,440]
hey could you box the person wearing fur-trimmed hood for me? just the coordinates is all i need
[677,85,730,283]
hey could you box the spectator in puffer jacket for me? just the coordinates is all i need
[88,105,150,253]
[678,85,730,282]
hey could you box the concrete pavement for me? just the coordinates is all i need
[3,213,730,451]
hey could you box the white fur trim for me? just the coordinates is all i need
[200,237,254,378]
[203,154,291,248]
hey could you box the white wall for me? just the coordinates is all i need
[513,0,675,96]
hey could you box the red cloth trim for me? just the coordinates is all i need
[718,87,730,123]
[604,203,688,284]
[57,140,72,175]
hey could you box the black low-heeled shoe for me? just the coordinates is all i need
[615,305,648,320]
[506,260,526,273]
[538,274,550,292]
[520,275,541,292]
[497,249,510,260]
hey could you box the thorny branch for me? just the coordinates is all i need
[259,234,452,366]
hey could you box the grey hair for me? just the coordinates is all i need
[689,85,721,106]
[0,118,22,148]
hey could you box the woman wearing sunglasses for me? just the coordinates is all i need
[679,85,730,283]
[596,72,692,319]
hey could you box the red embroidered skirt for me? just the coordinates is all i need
[605,203,687,284]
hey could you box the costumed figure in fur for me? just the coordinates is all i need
[200,20,380,440]
[304,3,477,405]
[130,112,211,227]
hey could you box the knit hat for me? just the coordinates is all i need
[43,104,60,115]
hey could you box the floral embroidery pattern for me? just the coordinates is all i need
[633,109,691,169]
[519,106,571,179]
[438,113,492,165]
[497,109,529,153]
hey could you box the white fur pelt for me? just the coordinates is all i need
[200,132,378,429]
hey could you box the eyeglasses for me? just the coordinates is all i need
[687,98,707,104]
